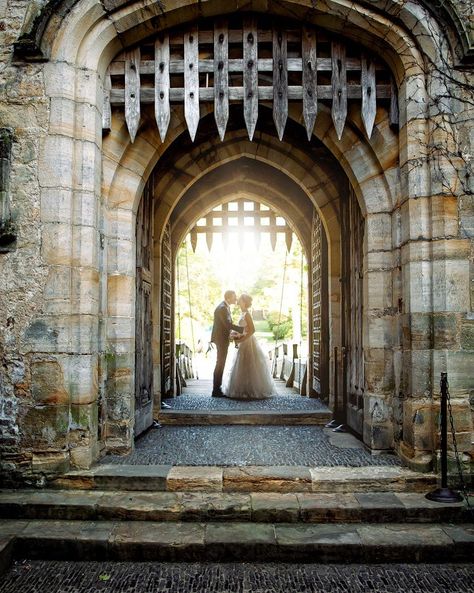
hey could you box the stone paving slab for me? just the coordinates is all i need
[159,409,331,425]
[0,490,470,525]
[2,560,474,593]
[0,520,473,563]
[49,464,438,494]
[167,466,223,491]
[101,425,400,467]
[310,466,436,493]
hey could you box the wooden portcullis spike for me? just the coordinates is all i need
[331,42,347,140]
[184,26,200,141]
[155,34,171,143]
[214,19,229,141]
[125,48,141,142]
[273,26,288,141]
[243,16,258,141]
[190,227,197,253]
[361,54,376,139]
[302,27,317,141]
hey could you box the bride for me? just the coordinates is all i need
[222,293,274,400]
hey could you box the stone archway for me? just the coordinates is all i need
[2,0,472,480]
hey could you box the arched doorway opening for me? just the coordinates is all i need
[173,198,311,397]
[132,98,369,444]
[95,7,404,460]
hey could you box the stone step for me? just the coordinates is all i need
[158,409,331,425]
[49,464,438,494]
[0,489,470,524]
[1,520,473,563]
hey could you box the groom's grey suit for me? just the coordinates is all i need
[211,301,243,396]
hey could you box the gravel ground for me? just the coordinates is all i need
[102,425,401,467]
[1,561,473,593]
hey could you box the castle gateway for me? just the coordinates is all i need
[0,0,473,482]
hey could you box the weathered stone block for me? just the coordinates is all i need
[70,403,98,437]
[167,467,223,492]
[401,350,431,397]
[400,197,431,244]
[366,213,392,252]
[20,405,69,450]
[72,268,100,315]
[431,196,458,239]
[63,354,98,405]
[460,319,474,350]
[31,357,69,405]
[31,451,69,473]
[40,188,73,223]
[365,349,394,393]
[403,399,435,452]
[432,313,460,349]
[107,274,135,317]
[402,313,432,350]
[72,225,99,268]
[433,258,470,312]
[365,270,392,310]
[41,222,73,265]
[363,421,393,451]
[70,442,100,470]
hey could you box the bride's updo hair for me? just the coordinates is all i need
[240,293,253,309]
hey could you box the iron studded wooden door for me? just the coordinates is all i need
[135,182,154,437]
[160,222,173,398]
[311,211,329,400]
[341,188,365,434]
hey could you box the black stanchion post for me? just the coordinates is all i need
[426,372,463,503]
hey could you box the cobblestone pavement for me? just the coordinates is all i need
[103,425,401,466]
[166,379,329,412]
[2,561,473,593]
[163,394,328,411]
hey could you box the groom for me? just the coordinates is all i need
[211,290,244,397]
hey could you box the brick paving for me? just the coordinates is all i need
[103,425,401,467]
[1,561,473,592]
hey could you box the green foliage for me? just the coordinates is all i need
[266,311,293,340]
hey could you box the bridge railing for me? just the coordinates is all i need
[269,342,307,395]
[175,341,194,394]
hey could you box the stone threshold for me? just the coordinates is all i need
[0,490,469,524]
[158,410,331,425]
[49,465,437,493]
[0,520,473,565]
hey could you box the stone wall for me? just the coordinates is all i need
[0,0,472,482]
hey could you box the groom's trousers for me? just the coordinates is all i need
[213,341,229,395]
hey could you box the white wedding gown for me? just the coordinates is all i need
[222,313,274,399]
